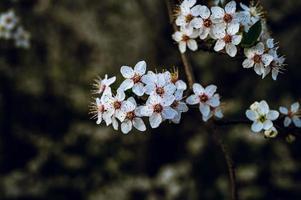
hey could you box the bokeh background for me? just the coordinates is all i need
[0,0,300,199]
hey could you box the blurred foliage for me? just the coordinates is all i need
[0,0,301,199]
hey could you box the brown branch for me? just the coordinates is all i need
[165,0,195,89]
[212,126,239,200]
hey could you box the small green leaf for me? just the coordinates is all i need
[241,21,262,48]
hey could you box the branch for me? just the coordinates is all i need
[212,126,239,200]
[165,0,195,89]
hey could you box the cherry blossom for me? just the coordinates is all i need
[242,42,274,76]
[140,94,177,128]
[119,61,146,96]
[94,74,116,94]
[246,100,279,133]
[172,27,198,53]
[279,102,301,128]
[186,84,220,117]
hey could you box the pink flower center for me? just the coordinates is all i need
[126,111,136,120]
[98,105,105,112]
[113,101,122,109]
[223,14,233,23]
[182,35,190,42]
[253,55,262,63]
[199,94,209,103]
[154,104,163,113]
[185,14,194,23]
[203,19,212,28]
[156,87,165,96]
[223,34,232,43]
[132,74,141,84]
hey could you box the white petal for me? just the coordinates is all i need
[225,1,236,14]
[214,39,226,52]
[132,83,145,96]
[127,97,137,107]
[205,85,217,97]
[212,24,226,39]
[179,41,187,53]
[246,110,258,121]
[199,103,210,116]
[291,102,300,113]
[175,16,186,27]
[134,60,146,75]
[251,121,263,132]
[133,118,147,131]
[115,110,126,122]
[242,59,254,68]
[119,79,134,91]
[121,120,132,134]
[141,72,156,85]
[226,43,237,57]
[267,110,279,121]
[211,6,225,19]
[199,28,210,40]
[112,117,119,130]
[121,100,135,113]
[162,107,177,120]
[292,116,301,128]
[164,83,176,95]
[144,83,156,95]
[284,117,292,127]
[120,66,134,78]
[177,102,189,112]
[262,54,274,66]
[227,23,239,35]
[149,113,162,128]
[232,35,242,45]
[191,17,203,29]
[200,5,211,19]
[279,106,288,115]
[191,5,201,16]
[255,42,265,55]
[208,95,220,107]
[187,39,198,51]
[116,90,126,101]
[106,76,116,86]
[161,95,176,107]
[254,63,263,75]
[193,83,205,95]
[258,100,269,114]
[186,94,199,105]
[140,106,153,117]
[147,94,161,105]
[263,120,273,130]
[175,80,187,90]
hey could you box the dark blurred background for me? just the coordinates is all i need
[0,0,300,199]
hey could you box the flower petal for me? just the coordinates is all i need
[193,83,205,95]
[208,95,220,107]
[187,39,198,51]
[121,120,132,134]
[226,43,237,57]
[225,1,236,14]
[214,39,226,52]
[205,85,217,97]
[161,95,175,107]
[242,59,254,68]
[279,106,288,115]
[119,79,134,91]
[132,82,145,96]
[251,121,263,132]
[267,110,279,120]
[291,102,300,113]
[199,103,210,116]
[134,60,146,75]
[284,117,292,127]
[246,110,258,121]
[200,5,211,19]
[120,66,134,78]
[133,118,146,131]
[162,107,177,120]
[263,120,273,130]
[149,113,162,128]
[292,116,301,128]
[186,94,199,105]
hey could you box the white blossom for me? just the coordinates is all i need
[242,42,274,76]
[279,102,301,128]
[120,97,146,134]
[202,106,223,122]
[175,0,200,29]
[13,26,30,48]
[211,1,240,26]
[119,60,146,96]
[172,27,198,53]
[246,100,279,133]
[140,94,177,128]
[142,71,176,97]
[213,23,242,57]
[186,84,220,117]
[239,2,263,32]
[94,74,116,94]
[171,90,189,124]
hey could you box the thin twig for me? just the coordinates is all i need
[165,0,195,89]
[212,126,239,200]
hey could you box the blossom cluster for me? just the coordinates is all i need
[0,10,30,48]
[91,61,223,134]
[172,0,285,80]
[246,101,301,138]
